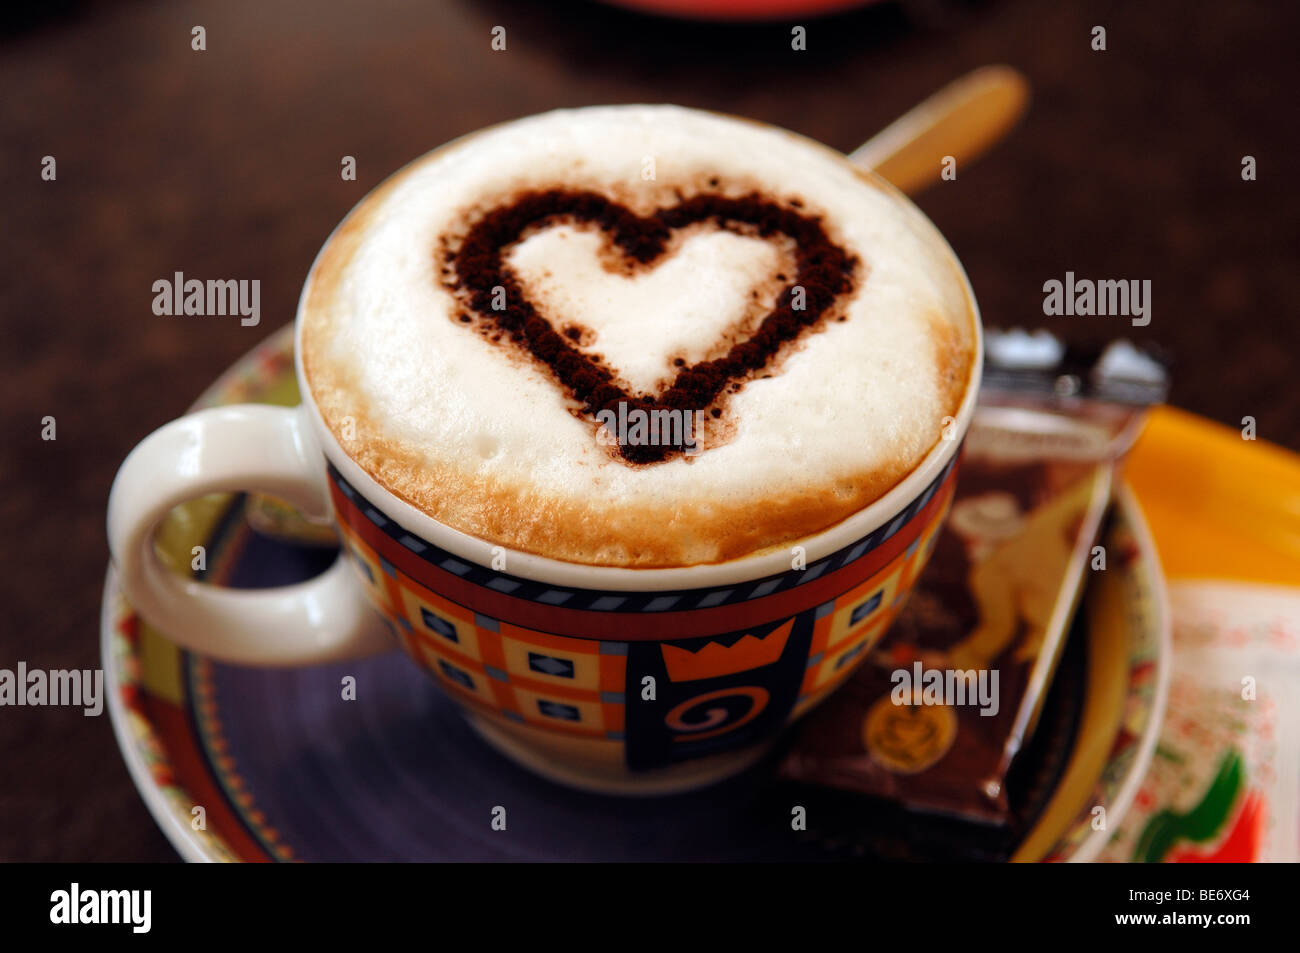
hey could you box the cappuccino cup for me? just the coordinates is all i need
[108,105,982,794]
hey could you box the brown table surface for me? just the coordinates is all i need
[2,0,1297,861]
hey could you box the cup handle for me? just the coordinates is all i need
[107,404,396,665]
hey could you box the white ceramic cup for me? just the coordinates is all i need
[108,110,982,793]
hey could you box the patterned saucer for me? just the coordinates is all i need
[101,325,1169,861]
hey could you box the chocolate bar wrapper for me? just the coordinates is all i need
[780,334,1165,823]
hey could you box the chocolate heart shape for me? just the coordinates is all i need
[442,189,859,464]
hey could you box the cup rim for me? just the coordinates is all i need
[293,104,983,593]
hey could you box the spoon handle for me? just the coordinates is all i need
[848,65,1030,195]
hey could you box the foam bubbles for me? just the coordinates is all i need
[300,105,976,566]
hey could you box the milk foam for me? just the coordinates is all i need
[301,105,977,566]
[509,224,792,394]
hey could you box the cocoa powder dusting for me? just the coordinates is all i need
[443,188,858,464]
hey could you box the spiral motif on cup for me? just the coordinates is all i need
[664,687,769,742]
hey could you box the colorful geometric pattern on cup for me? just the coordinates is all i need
[328,454,959,772]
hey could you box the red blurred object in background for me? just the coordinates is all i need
[600,0,878,20]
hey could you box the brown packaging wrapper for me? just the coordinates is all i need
[780,333,1165,823]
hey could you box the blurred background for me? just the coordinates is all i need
[1,0,1296,860]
